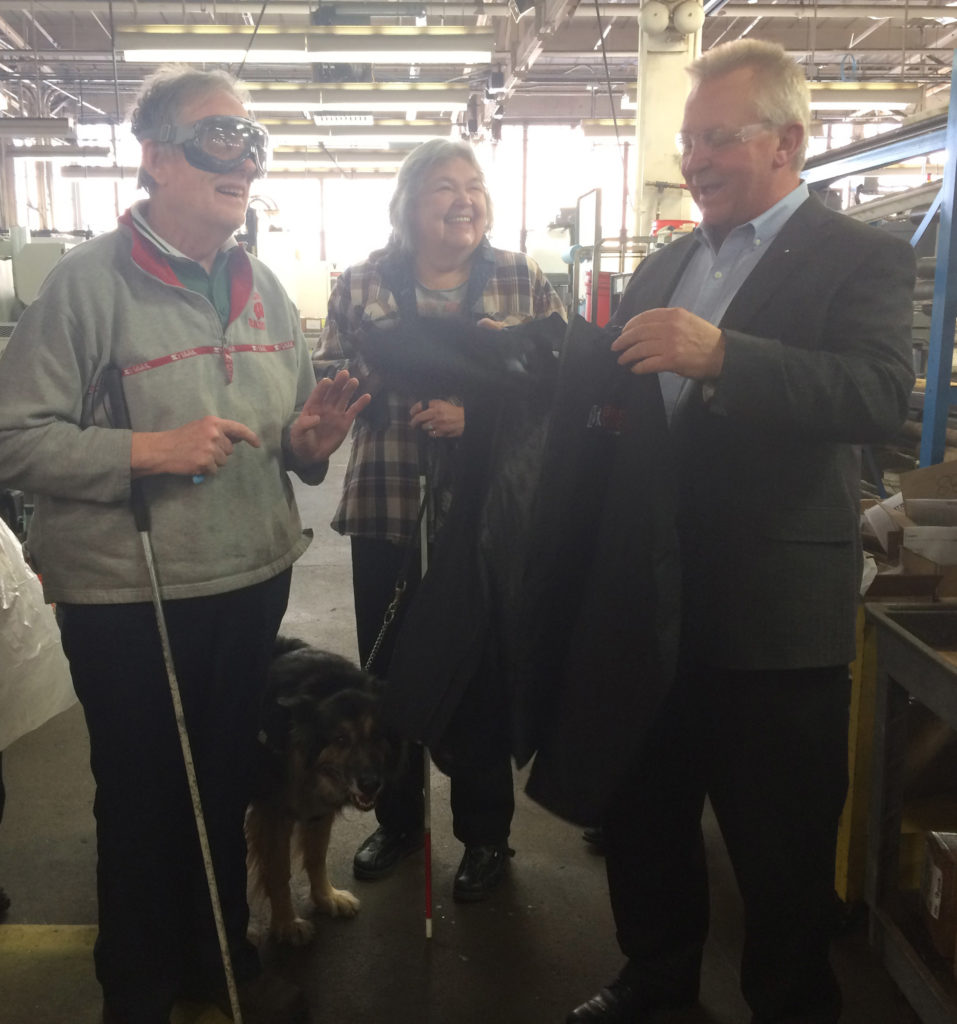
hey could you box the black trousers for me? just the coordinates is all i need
[351,536,514,846]
[60,571,291,1024]
[603,660,850,1023]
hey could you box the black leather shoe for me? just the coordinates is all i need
[566,978,695,1023]
[353,825,424,880]
[452,843,511,902]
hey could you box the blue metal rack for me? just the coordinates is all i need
[919,60,957,467]
[802,54,957,466]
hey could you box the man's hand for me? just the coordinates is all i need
[131,416,261,479]
[288,369,371,465]
[611,307,726,380]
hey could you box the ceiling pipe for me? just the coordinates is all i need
[0,0,948,18]
[716,4,957,16]
[0,0,508,11]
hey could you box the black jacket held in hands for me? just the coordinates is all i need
[356,312,680,826]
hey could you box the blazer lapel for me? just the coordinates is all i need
[719,195,829,331]
[632,235,701,313]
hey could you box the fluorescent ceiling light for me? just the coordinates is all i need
[248,84,472,113]
[272,147,407,167]
[808,83,922,111]
[61,163,397,181]
[581,119,637,138]
[9,145,110,160]
[259,118,451,145]
[266,168,397,179]
[0,117,75,139]
[312,114,376,126]
[119,26,494,65]
[62,164,138,179]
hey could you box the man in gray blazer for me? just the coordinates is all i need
[567,39,915,1024]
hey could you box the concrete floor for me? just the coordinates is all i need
[0,446,923,1024]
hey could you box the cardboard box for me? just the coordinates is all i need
[859,469,957,600]
[862,565,941,600]
[885,464,957,600]
[920,831,957,959]
[860,548,940,602]
[902,460,957,505]
[862,492,911,560]
[901,545,957,600]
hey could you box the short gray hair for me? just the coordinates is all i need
[688,40,810,170]
[388,139,493,254]
[129,65,251,193]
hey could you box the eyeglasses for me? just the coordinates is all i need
[136,115,269,177]
[675,122,772,156]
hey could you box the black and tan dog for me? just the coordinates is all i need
[246,636,398,945]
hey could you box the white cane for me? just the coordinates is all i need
[419,471,434,940]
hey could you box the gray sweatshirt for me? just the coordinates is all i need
[0,211,323,604]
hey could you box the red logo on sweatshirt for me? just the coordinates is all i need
[248,293,266,330]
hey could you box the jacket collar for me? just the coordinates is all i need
[719,193,827,330]
[119,207,254,327]
[644,192,827,328]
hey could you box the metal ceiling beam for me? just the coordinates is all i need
[716,4,957,17]
[802,112,949,186]
[842,178,942,222]
[0,0,944,13]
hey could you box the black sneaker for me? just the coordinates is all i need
[352,825,424,880]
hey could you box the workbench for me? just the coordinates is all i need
[867,603,957,1023]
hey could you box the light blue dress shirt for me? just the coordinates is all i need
[657,181,809,416]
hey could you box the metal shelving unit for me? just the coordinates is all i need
[866,604,957,1024]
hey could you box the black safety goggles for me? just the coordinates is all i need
[138,115,268,177]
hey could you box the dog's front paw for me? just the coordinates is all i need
[312,885,361,918]
[272,916,316,946]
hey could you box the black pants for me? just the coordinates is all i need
[603,660,849,1023]
[352,536,514,846]
[60,571,291,1024]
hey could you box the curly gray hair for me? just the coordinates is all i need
[388,138,493,253]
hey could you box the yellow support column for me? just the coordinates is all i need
[835,605,878,904]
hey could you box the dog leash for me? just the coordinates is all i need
[363,484,430,676]
[103,365,245,1024]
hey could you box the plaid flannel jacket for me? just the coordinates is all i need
[313,239,566,543]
